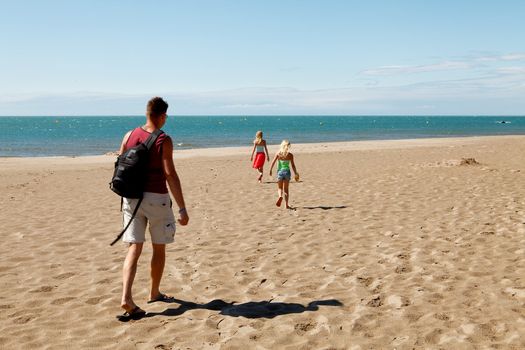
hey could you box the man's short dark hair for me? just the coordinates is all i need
[147,97,169,118]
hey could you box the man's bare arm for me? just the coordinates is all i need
[118,130,132,155]
[162,136,189,225]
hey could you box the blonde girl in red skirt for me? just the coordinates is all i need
[250,130,270,182]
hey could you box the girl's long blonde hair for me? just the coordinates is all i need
[279,140,290,157]
[254,131,263,144]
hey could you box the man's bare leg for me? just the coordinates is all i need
[150,243,166,301]
[121,243,143,312]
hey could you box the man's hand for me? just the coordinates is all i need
[178,210,189,226]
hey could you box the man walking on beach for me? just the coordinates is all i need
[118,97,189,319]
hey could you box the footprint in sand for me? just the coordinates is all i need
[13,316,34,324]
[30,286,55,293]
[356,276,373,287]
[479,321,508,340]
[340,272,353,278]
[51,297,76,305]
[405,311,424,323]
[424,328,443,344]
[96,278,112,285]
[396,252,410,260]
[249,333,261,341]
[434,312,450,321]
[372,284,383,294]
[86,296,105,305]
[395,265,412,274]
[244,256,257,263]
[53,272,75,280]
[367,295,383,307]
[351,320,366,333]
[294,321,317,335]
[427,293,444,305]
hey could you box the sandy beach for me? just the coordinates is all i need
[0,135,524,349]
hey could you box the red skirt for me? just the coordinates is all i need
[252,152,265,168]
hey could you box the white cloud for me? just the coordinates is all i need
[495,66,525,74]
[362,61,472,76]
[415,105,436,110]
[500,54,525,61]
[218,103,279,109]
[474,53,525,62]
[363,52,525,76]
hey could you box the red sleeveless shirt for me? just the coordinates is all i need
[126,127,168,194]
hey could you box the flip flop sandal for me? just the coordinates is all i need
[147,293,175,304]
[116,306,146,322]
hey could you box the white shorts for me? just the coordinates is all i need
[122,192,176,244]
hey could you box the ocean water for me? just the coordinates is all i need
[0,116,524,157]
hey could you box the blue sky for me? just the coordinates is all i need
[1,0,524,115]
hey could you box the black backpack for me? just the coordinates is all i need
[109,129,164,245]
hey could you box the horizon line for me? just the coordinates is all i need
[0,114,523,118]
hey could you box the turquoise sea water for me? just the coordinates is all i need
[0,116,524,157]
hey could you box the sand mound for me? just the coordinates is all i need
[459,157,480,166]
[423,157,481,167]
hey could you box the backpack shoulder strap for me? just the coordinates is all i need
[110,197,143,246]
[143,129,165,150]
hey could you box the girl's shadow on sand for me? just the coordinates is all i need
[302,206,347,210]
[143,299,342,320]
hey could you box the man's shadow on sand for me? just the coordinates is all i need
[143,299,343,320]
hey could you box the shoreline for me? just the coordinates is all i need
[1,134,524,165]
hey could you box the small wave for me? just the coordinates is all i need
[496,120,511,124]
[176,143,193,147]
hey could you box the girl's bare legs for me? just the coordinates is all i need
[276,180,284,206]
[283,180,291,208]
[257,167,263,182]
